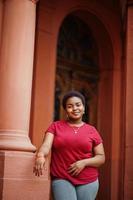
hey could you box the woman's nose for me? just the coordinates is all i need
[73,106,77,110]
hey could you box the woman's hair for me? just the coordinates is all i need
[62,90,85,109]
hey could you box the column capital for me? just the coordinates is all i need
[29,0,39,4]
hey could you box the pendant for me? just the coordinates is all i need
[72,127,80,134]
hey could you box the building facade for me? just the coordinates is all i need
[0,0,133,199]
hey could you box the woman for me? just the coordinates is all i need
[33,90,105,200]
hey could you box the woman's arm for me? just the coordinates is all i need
[68,143,105,176]
[81,143,105,167]
[33,132,54,176]
[37,132,54,156]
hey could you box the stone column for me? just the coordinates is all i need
[0,0,38,152]
[0,1,51,200]
[0,0,4,46]
[125,0,133,199]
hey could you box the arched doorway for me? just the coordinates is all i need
[54,12,114,200]
[32,1,122,199]
[54,15,99,127]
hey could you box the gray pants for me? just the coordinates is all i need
[52,179,99,200]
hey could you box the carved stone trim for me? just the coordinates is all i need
[29,0,39,4]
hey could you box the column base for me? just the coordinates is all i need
[0,131,36,152]
[0,151,51,200]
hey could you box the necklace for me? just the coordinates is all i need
[71,126,81,134]
[66,120,84,134]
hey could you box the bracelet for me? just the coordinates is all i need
[36,153,44,158]
[36,155,44,158]
[36,156,44,160]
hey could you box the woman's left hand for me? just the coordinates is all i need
[68,160,86,176]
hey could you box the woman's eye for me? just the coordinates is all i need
[76,103,81,107]
[67,106,72,109]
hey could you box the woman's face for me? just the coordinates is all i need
[65,96,85,121]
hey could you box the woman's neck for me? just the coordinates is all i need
[67,119,83,125]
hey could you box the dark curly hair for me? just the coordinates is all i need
[62,90,85,109]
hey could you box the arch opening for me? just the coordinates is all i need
[54,10,114,200]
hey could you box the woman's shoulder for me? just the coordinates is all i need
[84,122,95,129]
[50,120,66,126]
[46,120,66,134]
[84,123,98,133]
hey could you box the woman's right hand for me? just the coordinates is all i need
[33,156,46,176]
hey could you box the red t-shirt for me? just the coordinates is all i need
[46,120,103,185]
